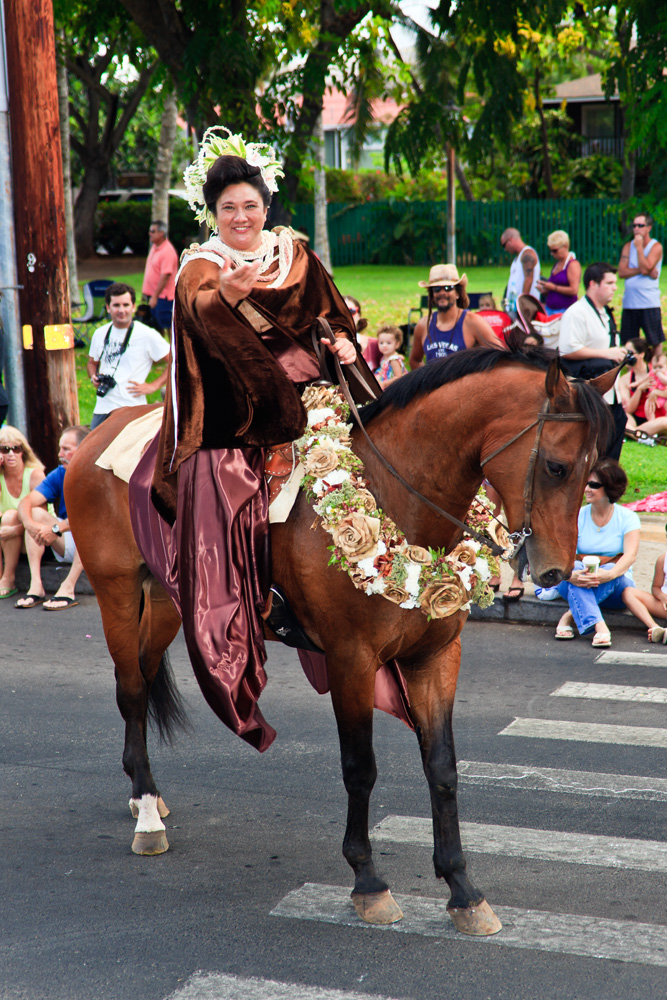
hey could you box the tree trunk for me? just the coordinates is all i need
[153,90,178,226]
[534,67,555,199]
[56,39,79,305]
[455,155,473,201]
[313,113,332,273]
[74,164,108,259]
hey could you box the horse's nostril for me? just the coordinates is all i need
[540,568,564,587]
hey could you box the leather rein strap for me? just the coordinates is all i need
[312,320,587,559]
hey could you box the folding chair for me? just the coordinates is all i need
[71,279,115,346]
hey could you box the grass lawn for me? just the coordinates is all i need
[74,263,666,499]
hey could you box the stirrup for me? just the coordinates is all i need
[265,584,323,653]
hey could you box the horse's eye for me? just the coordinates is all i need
[546,461,567,479]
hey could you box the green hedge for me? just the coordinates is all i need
[95,197,199,255]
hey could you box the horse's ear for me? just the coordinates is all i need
[589,364,622,397]
[545,356,566,401]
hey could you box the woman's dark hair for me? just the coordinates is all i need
[628,337,650,357]
[203,155,271,216]
[590,458,627,504]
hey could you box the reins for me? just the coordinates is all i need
[313,321,587,560]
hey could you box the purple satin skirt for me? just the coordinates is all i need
[130,435,413,752]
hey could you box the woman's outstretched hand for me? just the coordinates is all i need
[219,256,261,308]
[326,337,357,365]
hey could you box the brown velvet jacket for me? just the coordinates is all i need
[151,238,356,522]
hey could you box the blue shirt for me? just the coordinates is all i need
[36,465,67,519]
[577,504,641,579]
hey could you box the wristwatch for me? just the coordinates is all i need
[52,523,62,536]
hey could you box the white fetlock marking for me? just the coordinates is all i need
[134,794,166,834]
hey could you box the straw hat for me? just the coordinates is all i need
[418,264,468,289]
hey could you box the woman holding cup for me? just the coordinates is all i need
[553,459,661,646]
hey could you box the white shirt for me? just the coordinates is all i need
[558,296,617,404]
[89,320,170,414]
[507,246,541,308]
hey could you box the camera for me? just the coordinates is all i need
[96,373,116,397]
[625,352,637,367]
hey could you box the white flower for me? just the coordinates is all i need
[399,597,420,610]
[321,469,350,488]
[404,562,423,597]
[307,407,336,426]
[356,542,385,578]
[458,565,474,590]
[474,557,491,582]
[366,576,387,595]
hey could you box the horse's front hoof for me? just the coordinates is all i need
[448,898,502,936]
[132,830,169,855]
[351,890,403,925]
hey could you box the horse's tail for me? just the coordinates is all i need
[145,649,189,744]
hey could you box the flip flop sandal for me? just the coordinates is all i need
[555,625,575,640]
[503,587,525,602]
[592,631,612,647]
[43,596,79,611]
[15,594,45,609]
[0,587,18,599]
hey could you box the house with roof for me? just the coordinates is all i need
[543,72,622,158]
[321,89,401,169]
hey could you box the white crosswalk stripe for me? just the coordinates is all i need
[457,759,667,801]
[596,651,667,667]
[552,680,667,703]
[371,815,667,872]
[271,883,667,969]
[166,972,403,1000]
[499,716,667,747]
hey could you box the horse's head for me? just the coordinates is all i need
[482,356,614,588]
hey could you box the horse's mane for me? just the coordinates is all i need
[360,347,612,449]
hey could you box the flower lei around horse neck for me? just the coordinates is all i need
[183,125,284,232]
[297,386,511,620]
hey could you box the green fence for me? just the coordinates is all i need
[292,199,661,269]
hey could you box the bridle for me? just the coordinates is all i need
[479,400,587,558]
[320,327,588,560]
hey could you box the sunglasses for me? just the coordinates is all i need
[632,223,646,228]
[0,445,22,454]
[347,306,360,315]
[586,480,603,490]
[431,284,456,293]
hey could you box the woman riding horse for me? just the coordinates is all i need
[131,128,358,750]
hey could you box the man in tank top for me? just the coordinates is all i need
[618,211,664,358]
[500,228,541,316]
[409,264,504,368]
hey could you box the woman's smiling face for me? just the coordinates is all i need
[215,183,268,252]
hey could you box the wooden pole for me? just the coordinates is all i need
[3,0,79,468]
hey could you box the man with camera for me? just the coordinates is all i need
[558,262,629,460]
[87,282,171,430]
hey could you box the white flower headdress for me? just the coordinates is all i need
[183,125,284,231]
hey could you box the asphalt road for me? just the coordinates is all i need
[2,595,667,1000]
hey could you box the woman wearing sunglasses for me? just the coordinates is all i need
[554,458,664,646]
[0,426,45,599]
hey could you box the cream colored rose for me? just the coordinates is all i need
[383,582,411,605]
[487,520,511,551]
[405,544,432,565]
[332,513,380,563]
[419,579,467,619]
[354,488,377,514]
[305,441,339,477]
[302,385,337,412]
[450,542,477,566]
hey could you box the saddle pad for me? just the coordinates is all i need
[96,407,303,522]
[95,407,164,483]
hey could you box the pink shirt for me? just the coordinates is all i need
[142,239,179,299]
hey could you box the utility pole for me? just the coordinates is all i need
[446,142,456,264]
[3,0,78,467]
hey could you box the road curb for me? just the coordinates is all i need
[470,593,649,632]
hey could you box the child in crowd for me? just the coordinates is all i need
[624,523,667,643]
[374,326,407,388]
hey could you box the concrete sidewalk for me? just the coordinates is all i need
[471,512,667,633]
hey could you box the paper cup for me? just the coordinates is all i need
[582,556,600,574]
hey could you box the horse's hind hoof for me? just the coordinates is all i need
[448,898,502,936]
[132,830,169,855]
[351,890,403,925]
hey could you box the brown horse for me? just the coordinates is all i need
[65,349,614,936]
